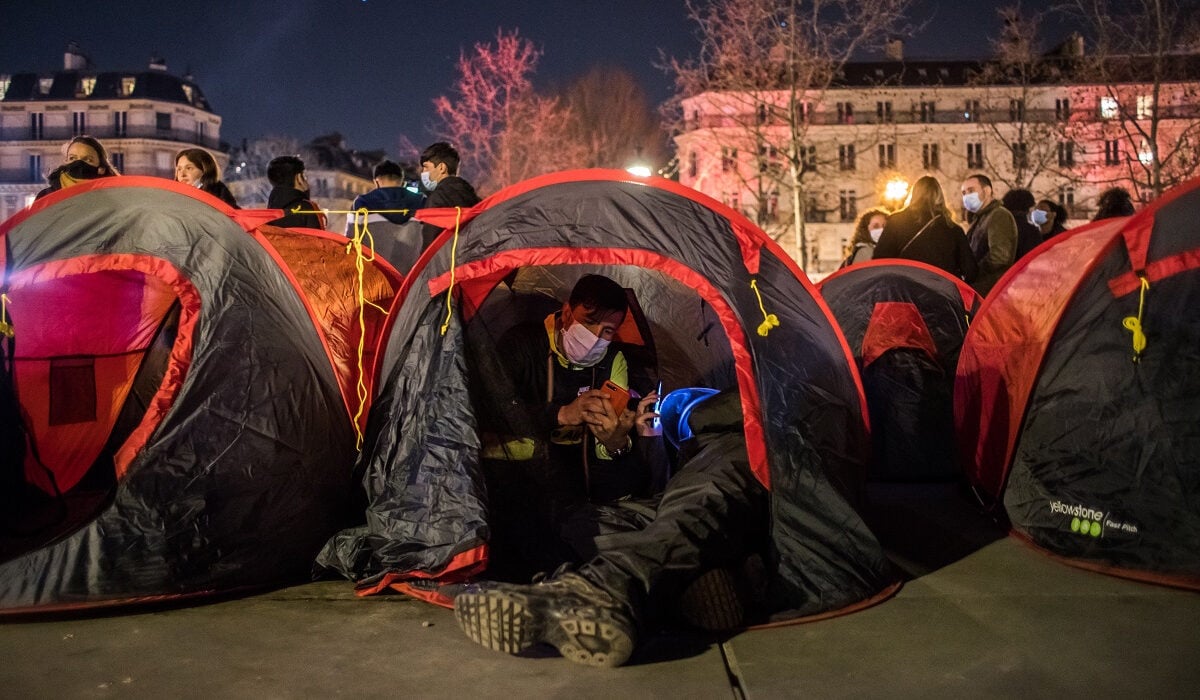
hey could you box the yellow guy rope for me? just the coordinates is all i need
[0,293,13,337]
[1121,275,1150,362]
[344,207,392,449]
[440,207,465,336]
[750,279,779,336]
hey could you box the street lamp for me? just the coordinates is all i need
[884,177,909,208]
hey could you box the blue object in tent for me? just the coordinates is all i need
[658,387,720,449]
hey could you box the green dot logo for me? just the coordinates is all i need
[1090,521,1101,537]
[1071,517,1081,533]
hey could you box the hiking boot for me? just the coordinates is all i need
[678,567,744,631]
[453,571,637,668]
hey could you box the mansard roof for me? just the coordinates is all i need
[1,69,214,112]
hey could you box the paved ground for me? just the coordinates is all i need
[2,485,1198,698]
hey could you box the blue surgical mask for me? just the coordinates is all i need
[962,192,982,213]
[420,171,438,191]
[1029,209,1049,226]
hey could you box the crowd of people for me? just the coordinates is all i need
[842,171,1139,296]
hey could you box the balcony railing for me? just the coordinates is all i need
[685,105,1200,130]
[0,125,220,149]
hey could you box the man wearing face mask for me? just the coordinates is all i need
[418,141,481,249]
[35,136,118,200]
[962,173,1018,296]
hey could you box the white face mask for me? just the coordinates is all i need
[561,319,610,367]
[963,192,983,213]
[869,227,884,243]
[420,171,438,191]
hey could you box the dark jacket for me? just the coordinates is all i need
[420,176,481,248]
[874,209,978,282]
[201,181,240,209]
[1010,212,1043,260]
[347,186,425,228]
[345,187,428,272]
[966,199,1018,296]
[267,186,325,229]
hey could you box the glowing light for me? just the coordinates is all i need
[626,165,652,177]
[884,177,909,203]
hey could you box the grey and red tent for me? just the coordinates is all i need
[318,169,897,622]
[955,177,1200,589]
[0,177,400,612]
[818,260,982,481]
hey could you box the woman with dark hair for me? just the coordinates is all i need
[841,207,891,267]
[1033,198,1070,238]
[35,135,118,199]
[874,175,978,282]
[175,148,239,208]
[1093,187,1136,221]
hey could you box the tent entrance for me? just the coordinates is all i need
[0,266,183,560]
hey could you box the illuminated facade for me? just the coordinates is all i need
[675,41,1200,271]
[0,44,224,221]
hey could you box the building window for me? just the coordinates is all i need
[964,99,980,122]
[919,100,936,123]
[114,111,128,137]
[79,76,96,96]
[801,145,817,172]
[29,154,43,182]
[1059,186,1075,216]
[195,121,207,143]
[1056,98,1071,121]
[1100,96,1119,120]
[1057,141,1075,167]
[922,143,940,170]
[687,151,697,179]
[156,151,172,171]
[111,152,124,173]
[724,191,741,211]
[0,75,10,100]
[38,77,53,95]
[1012,142,1029,169]
[838,144,856,170]
[757,145,782,173]
[967,142,984,169]
[767,190,779,221]
[721,147,737,173]
[839,190,858,222]
[792,101,811,123]
[30,113,45,140]
[1009,98,1026,122]
[804,194,822,223]
[876,101,893,123]
[73,111,86,136]
[1136,95,1154,120]
[756,104,769,125]
[1138,139,1154,165]
[836,101,854,124]
[156,112,172,131]
[121,77,136,96]
[1104,139,1121,165]
[878,143,896,168]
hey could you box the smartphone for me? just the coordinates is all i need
[601,379,630,415]
[651,381,663,432]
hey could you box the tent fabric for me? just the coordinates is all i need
[0,177,391,611]
[955,177,1200,588]
[320,169,894,623]
[818,260,982,481]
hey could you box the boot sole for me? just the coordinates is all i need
[455,588,635,668]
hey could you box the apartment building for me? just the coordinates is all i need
[675,39,1200,272]
[0,44,224,222]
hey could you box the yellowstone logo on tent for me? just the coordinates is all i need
[956,176,1200,590]
[319,169,899,623]
[0,177,400,612]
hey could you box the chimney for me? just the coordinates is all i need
[149,54,168,72]
[63,42,90,70]
[885,38,904,62]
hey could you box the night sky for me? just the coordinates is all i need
[1,0,1070,158]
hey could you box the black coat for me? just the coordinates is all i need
[267,186,324,229]
[201,180,240,209]
[421,176,482,248]
[874,209,978,282]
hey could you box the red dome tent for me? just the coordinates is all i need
[319,169,897,622]
[818,260,982,481]
[955,178,1200,588]
[0,178,399,612]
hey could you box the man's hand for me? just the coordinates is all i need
[558,389,610,427]
[634,391,659,438]
[583,390,635,452]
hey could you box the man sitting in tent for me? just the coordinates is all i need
[456,274,768,668]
